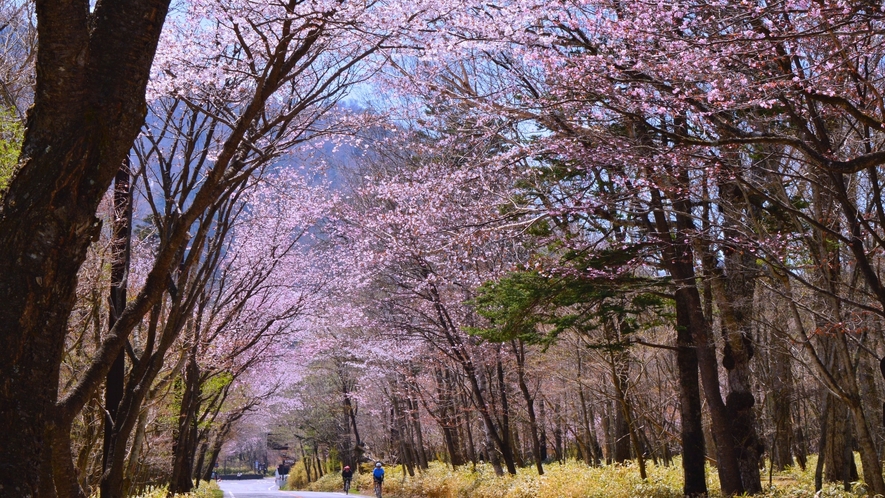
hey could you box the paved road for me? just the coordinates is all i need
[218,477,370,498]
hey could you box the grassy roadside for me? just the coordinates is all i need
[290,456,869,498]
[121,480,222,498]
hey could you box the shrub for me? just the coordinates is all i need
[287,455,870,498]
[120,480,221,498]
[285,462,310,489]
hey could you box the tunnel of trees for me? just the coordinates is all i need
[3,1,885,497]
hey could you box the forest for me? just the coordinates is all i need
[2,0,885,497]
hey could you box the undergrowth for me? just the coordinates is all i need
[115,480,221,498]
[297,455,872,497]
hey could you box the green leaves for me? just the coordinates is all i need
[0,107,22,192]
[470,249,669,350]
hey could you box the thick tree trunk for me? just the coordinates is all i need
[650,187,744,496]
[38,432,58,498]
[679,260,743,496]
[634,124,724,494]
[100,302,179,498]
[673,286,707,496]
[823,393,857,488]
[299,440,312,482]
[201,418,240,483]
[194,441,209,486]
[51,422,87,498]
[343,387,362,461]
[709,249,763,493]
[0,2,170,495]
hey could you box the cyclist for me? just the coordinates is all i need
[372,461,385,498]
[341,465,353,494]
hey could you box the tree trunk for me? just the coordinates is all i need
[673,284,707,496]
[823,393,857,488]
[709,258,763,493]
[299,440,312,482]
[770,334,794,471]
[200,422,232,482]
[512,340,544,475]
[0,2,170,495]
[194,441,209,486]
[101,162,133,498]
[609,348,646,479]
[427,283,516,474]
[553,397,564,463]
[51,422,87,498]
[436,368,464,467]
[38,431,58,498]
[462,394,478,466]
[494,353,518,475]
[169,341,201,494]
[100,304,180,498]
[408,389,429,469]
[650,186,744,496]
[611,353,632,464]
[123,410,149,494]
[577,355,601,466]
[709,176,765,494]
[314,442,324,477]
[343,385,362,463]
[539,399,548,462]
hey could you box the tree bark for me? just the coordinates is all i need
[169,338,201,494]
[770,341,794,472]
[426,282,517,475]
[511,340,544,475]
[0,2,170,495]
[708,240,763,493]
[611,351,632,464]
[609,348,646,479]
[408,387,429,469]
[101,162,133,498]
[649,186,744,496]
[673,283,707,496]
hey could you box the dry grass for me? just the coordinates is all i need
[119,480,221,498]
[298,455,873,498]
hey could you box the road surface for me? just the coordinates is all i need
[218,477,370,498]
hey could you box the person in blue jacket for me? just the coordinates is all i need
[372,462,385,497]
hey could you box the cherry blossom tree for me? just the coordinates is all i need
[1,0,418,493]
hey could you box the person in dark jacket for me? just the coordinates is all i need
[342,465,354,494]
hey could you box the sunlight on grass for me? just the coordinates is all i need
[109,480,221,498]
[297,455,874,498]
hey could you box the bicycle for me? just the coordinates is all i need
[343,477,351,495]
[374,479,383,498]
